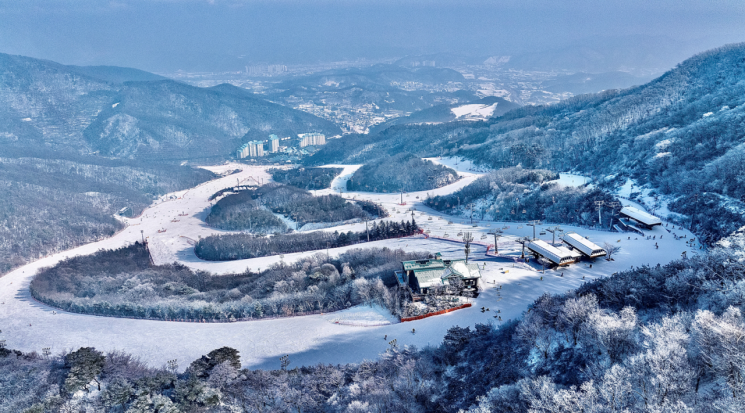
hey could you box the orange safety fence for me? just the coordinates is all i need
[400,303,472,322]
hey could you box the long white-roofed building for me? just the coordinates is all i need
[527,240,578,266]
[562,232,607,258]
[619,206,662,228]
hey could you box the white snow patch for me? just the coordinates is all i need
[551,173,590,188]
[324,304,399,326]
[451,103,498,120]
[703,112,714,118]
[655,139,673,150]
[112,102,120,108]
[21,117,32,122]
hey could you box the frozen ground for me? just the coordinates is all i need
[0,161,701,371]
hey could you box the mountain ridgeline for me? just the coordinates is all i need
[310,43,745,243]
[0,53,341,161]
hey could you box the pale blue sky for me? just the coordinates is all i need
[1,0,744,72]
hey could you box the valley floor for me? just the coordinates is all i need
[0,160,700,371]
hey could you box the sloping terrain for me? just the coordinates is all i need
[0,53,341,160]
[267,64,478,114]
[84,81,340,160]
[369,96,521,134]
[310,43,745,242]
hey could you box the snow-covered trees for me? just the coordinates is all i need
[269,167,343,190]
[347,153,459,192]
[206,183,383,232]
[426,167,620,229]
[31,242,426,322]
[196,218,418,260]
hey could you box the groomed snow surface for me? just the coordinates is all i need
[0,161,701,371]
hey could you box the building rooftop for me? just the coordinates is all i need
[620,206,662,226]
[528,239,574,265]
[563,232,606,256]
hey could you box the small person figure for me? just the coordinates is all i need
[561,272,564,277]
[384,335,387,340]
[412,328,416,334]
[589,264,592,268]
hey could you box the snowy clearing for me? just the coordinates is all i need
[451,103,498,119]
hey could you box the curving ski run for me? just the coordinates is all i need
[0,161,696,370]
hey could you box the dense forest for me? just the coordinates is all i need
[206,183,385,231]
[195,219,419,261]
[346,153,458,192]
[426,167,620,228]
[12,241,745,411]
[309,44,745,244]
[205,191,287,233]
[269,167,343,190]
[0,152,215,275]
[30,242,425,322]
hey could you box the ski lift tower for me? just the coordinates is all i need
[527,220,541,240]
[606,201,621,229]
[516,236,531,259]
[595,201,606,226]
[487,229,503,255]
[545,226,562,245]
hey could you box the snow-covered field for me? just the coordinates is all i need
[451,103,499,120]
[0,161,700,370]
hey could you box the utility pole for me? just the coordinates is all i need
[527,220,541,240]
[364,216,370,242]
[467,203,475,224]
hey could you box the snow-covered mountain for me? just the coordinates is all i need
[0,53,341,161]
[311,43,745,243]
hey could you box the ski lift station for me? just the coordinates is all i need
[619,206,662,228]
[562,232,607,258]
[527,240,579,266]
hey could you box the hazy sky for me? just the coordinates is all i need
[1,0,745,73]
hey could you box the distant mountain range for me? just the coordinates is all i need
[265,64,479,114]
[0,53,340,161]
[309,43,745,243]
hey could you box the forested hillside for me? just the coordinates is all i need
[311,43,745,243]
[206,183,382,231]
[0,53,341,161]
[0,152,214,274]
[347,153,458,192]
[269,167,343,190]
[0,52,342,274]
[426,167,620,227]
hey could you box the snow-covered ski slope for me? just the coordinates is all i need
[0,161,700,370]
